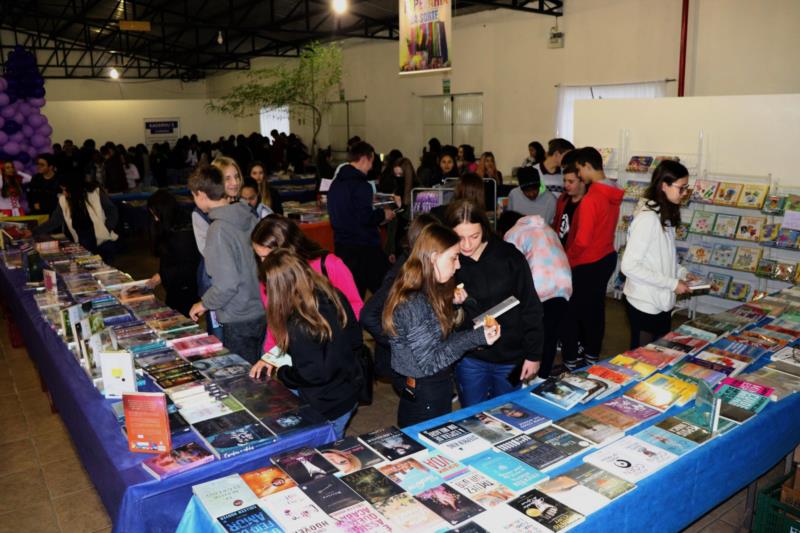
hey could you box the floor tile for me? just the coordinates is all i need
[699,519,738,532]
[24,413,66,437]
[0,438,38,477]
[0,396,22,418]
[52,488,111,533]
[0,467,49,515]
[0,500,60,533]
[0,413,30,445]
[42,455,93,498]
[33,430,77,465]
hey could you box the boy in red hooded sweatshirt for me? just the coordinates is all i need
[562,147,623,369]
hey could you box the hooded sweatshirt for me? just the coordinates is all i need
[327,164,385,247]
[566,179,624,267]
[621,199,688,314]
[201,201,263,324]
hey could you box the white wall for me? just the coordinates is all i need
[573,94,800,187]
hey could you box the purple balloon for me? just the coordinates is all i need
[28,114,45,128]
[17,102,31,116]
[29,97,45,108]
[38,124,53,136]
[21,125,33,137]
[0,117,4,129]
[0,106,14,119]
[31,134,47,148]
[0,132,6,145]
[4,142,20,156]
[10,132,23,142]
[13,112,24,124]
[14,161,24,172]
[26,146,37,157]
[0,94,8,107]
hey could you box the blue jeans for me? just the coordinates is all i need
[455,357,519,408]
[329,405,357,440]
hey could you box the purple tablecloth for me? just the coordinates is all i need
[0,264,335,533]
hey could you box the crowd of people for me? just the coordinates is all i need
[20,130,696,435]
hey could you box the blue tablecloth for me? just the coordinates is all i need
[0,264,335,533]
[177,366,800,533]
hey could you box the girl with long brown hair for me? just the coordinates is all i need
[382,223,500,427]
[258,248,363,439]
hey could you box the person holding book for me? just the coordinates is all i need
[187,165,265,364]
[552,150,586,246]
[248,215,363,378]
[621,160,694,349]
[383,222,501,427]
[258,248,364,439]
[562,147,624,370]
[444,200,543,407]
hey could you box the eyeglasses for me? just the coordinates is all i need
[670,183,691,193]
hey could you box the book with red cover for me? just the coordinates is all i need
[716,377,776,399]
[122,392,172,454]
[173,335,224,357]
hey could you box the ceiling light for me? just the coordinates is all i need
[109,67,120,79]
[217,30,224,45]
[332,0,347,15]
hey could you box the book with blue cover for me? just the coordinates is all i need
[531,378,589,409]
[484,402,550,432]
[464,449,547,492]
[378,457,443,495]
[217,504,282,533]
[635,425,700,456]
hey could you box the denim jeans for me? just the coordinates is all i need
[329,405,357,440]
[221,316,266,365]
[455,357,519,408]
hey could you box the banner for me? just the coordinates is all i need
[399,0,451,74]
[143,118,180,146]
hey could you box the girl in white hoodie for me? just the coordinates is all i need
[621,160,695,349]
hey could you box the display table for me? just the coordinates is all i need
[0,264,336,533]
[176,370,800,533]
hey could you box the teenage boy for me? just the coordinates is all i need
[187,165,265,364]
[507,167,557,224]
[27,154,61,215]
[552,150,587,246]
[327,141,397,296]
[533,138,575,196]
[562,147,623,369]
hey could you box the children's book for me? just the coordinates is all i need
[709,243,737,268]
[650,155,681,171]
[675,223,690,241]
[785,194,800,212]
[713,182,744,206]
[689,210,717,234]
[773,262,797,282]
[756,259,777,278]
[623,181,649,200]
[626,156,654,173]
[709,214,739,239]
[736,216,766,241]
[737,184,769,209]
[761,223,781,243]
[687,243,714,265]
[727,280,751,302]
[762,195,786,215]
[732,246,762,272]
[691,180,719,204]
[775,228,800,249]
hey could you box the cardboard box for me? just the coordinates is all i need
[781,479,800,509]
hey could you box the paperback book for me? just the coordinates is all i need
[584,435,679,483]
[687,243,713,265]
[360,426,426,461]
[241,466,297,499]
[464,449,547,492]
[691,180,719,204]
[536,463,635,516]
[689,210,716,234]
[330,502,394,533]
[553,412,623,446]
[415,483,485,525]
[531,378,589,409]
[122,392,171,454]
[484,402,550,433]
[260,486,338,533]
[455,412,520,444]
[761,223,781,243]
[495,433,567,472]
[378,458,444,494]
[419,452,469,481]
[141,441,214,480]
[271,447,338,484]
[318,436,384,475]
[762,195,786,215]
[736,216,766,242]
[448,469,515,508]
[371,492,448,533]
[262,406,328,436]
[714,182,744,206]
[737,184,769,209]
[419,422,491,461]
[508,488,584,532]
[192,411,275,459]
[300,475,364,515]
[216,505,282,533]
[655,416,713,445]
[634,425,701,456]
[709,243,737,268]
[193,474,260,521]
[711,214,740,239]
[340,467,405,505]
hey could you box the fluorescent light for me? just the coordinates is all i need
[109,67,120,79]
[332,0,347,15]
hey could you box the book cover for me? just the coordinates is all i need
[713,182,744,206]
[634,425,700,456]
[192,353,251,381]
[727,280,751,302]
[495,434,567,471]
[141,441,214,480]
[691,180,720,204]
[215,373,302,421]
[419,452,469,481]
[709,243,737,268]
[762,195,786,215]
[580,404,641,431]
[318,436,384,475]
[378,458,443,495]
[455,412,520,444]
[360,426,426,461]
[600,395,662,423]
[623,180,649,200]
[340,467,405,505]
[623,380,681,411]
[689,210,717,234]
[656,415,713,443]
[531,378,589,410]
[330,502,394,533]
[100,350,137,399]
[586,364,635,385]
[372,492,448,532]
[173,335,224,357]
[675,223,690,241]
[711,213,740,239]
[553,413,622,446]
[687,243,713,265]
[607,354,658,379]
[463,449,547,492]
[484,402,550,433]
[193,474,260,519]
[193,411,275,459]
[626,156,653,173]
[774,262,797,282]
[756,259,778,278]
[737,184,769,209]
[263,404,326,437]
[300,475,364,515]
[761,223,781,243]
[178,395,246,425]
[715,383,772,413]
[261,486,338,533]
[732,246,762,272]
[775,228,800,249]
[740,367,800,400]
[584,435,679,483]
[560,373,609,402]
[419,422,491,461]
[216,504,282,533]
[473,505,541,532]
[508,488,584,532]
[624,346,677,369]
[271,447,338,484]
[122,392,171,454]
[241,466,297,499]
[415,483,485,526]
[736,216,766,242]
[448,469,515,508]
[669,359,729,387]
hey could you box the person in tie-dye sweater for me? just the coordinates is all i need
[504,213,572,378]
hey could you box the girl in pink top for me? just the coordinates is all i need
[249,215,363,377]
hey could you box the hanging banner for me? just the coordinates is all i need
[399,0,452,74]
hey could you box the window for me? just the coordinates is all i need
[555,81,667,141]
[421,93,483,153]
[259,106,291,137]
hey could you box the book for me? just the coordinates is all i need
[669,358,729,387]
[727,280,751,302]
[626,156,653,173]
[732,246,762,272]
[300,475,364,515]
[736,216,766,242]
[463,449,547,492]
[360,427,426,461]
[571,370,620,400]
[584,435,679,483]
[141,442,214,480]
[559,373,610,403]
[624,346,678,369]
[318,436,384,475]
[531,378,589,410]
[484,402,550,433]
[713,182,744,206]
[415,483,485,525]
[271,447,338,484]
[623,180,649,200]
[675,223,690,241]
[770,345,800,377]
[215,374,302,421]
[774,262,797,282]
[217,505,282,533]
[691,180,719,204]
[737,184,769,209]
[607,354,658,379]
[740,367,800,400]
[193,474,260,520]
[600,395,662,424]
[655,416,713,445]
[709,243,737,268]
[455,412,520,444]
[687,243,713,265]
[495,433,567,471]
[448,469,515,508]
[762,195,787,215]
[634,425,701,456]
[535,464,635,516]
[473,504,541,532]
[689,210,716,234]
[418,452,469,481]
[99,350,138,398]
[192,353,251,381]
[586,364,635,386]
[623,374,685,411]
[173,335,224,357]
[711,213,740,238]
[193,411,275,459]
[756,258,778,278]
[241,466,297,499]
[379,458,444,494]
[471,296,520,329]
[329,502,394,533]
[775,228,800,248]
[715,383,772,422]
[371,492,448,532]
[122,392,171,453]
[761,223,781,243]
[553,412,623,446]
[508,488,584,532]
[340,467,404,505]
[419,422,491,461]
[260,486,338,532]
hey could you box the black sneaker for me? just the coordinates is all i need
[563,358,585,372]
[584,354,599,365]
